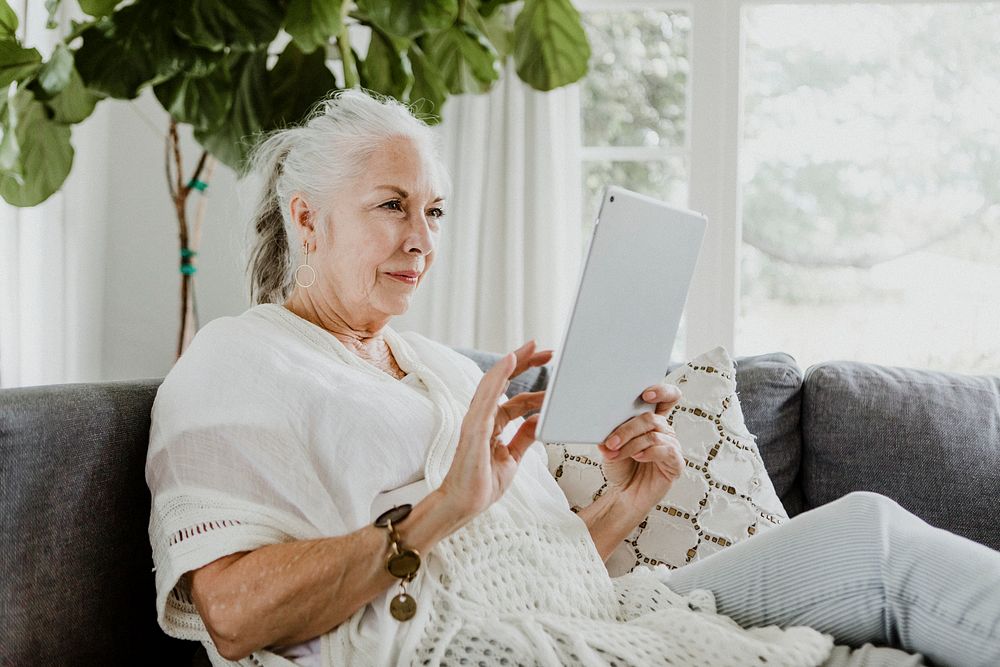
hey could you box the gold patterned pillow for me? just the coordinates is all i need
[545,345,788,577]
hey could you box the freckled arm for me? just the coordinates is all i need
[189,489,466,661]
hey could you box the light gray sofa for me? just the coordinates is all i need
[2,349,998,665]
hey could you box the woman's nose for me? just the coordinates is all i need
[405,212,436,255]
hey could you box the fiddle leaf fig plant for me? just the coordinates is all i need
[0,0,591,356]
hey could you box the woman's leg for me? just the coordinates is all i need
[656,491,1000,667]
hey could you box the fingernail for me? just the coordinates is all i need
[643,390,656,401]
[606,435,620,449]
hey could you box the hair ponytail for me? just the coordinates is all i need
[246,139,293,305]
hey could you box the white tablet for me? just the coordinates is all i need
[535,186,706,444]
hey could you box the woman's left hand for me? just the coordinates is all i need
[597,383,685,511]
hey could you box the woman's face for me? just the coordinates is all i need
[297,135,445,330]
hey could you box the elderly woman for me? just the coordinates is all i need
[146,90,1000,667]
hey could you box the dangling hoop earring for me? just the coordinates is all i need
[294,240,316,288]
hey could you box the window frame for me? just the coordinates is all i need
[578,0,740,356]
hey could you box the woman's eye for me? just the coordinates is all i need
[381,200,403,211]
[428,208,445,219]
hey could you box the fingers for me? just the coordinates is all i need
[635,443,685,481]
[510,341,554,379]
[641,383,682,416]
[467,352,517,426]
[502,414,540,463]
[494,390,546,435]
[466,340,552,428]
[599,410,671,456]
[466,340,552,435]
[603,429,682,471]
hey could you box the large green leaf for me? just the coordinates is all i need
[407,43,447,121]
[513,0,589,91]
[475,6,513,60]
[0,40,42,88]
[36,42,73,97]
[194,52,270,172]
[267,41,337,130]
[175,0,283,52]
[74,22,154,99]
[75,4,218,99]
[0,88,74,207]
[285,0,342,54]
[0,88,20,173]
[478,0,518,18]
[45,66,100,123]
[355,0,458,39]
[360,28,412,100]
[0,1,17,38]
[79,0,123,18]
[424,23,499,94]
[153,61,230,131]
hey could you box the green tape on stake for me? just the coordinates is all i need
[188,179,208,192]
[180,247,197,275]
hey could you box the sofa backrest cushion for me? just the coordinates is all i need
[801,361,1000,551]
[0,379,197,665]
[728,353,807,517]
[458,349,808,517]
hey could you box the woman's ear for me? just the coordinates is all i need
[289,193,315,238]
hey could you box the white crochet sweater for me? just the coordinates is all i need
[146,303,834,666]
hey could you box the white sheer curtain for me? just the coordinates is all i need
[0,1,108,389]
[393,65,584,355]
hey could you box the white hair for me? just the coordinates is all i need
[244,88,451,305]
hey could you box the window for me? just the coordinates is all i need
[739,3,1000,373]
[579,5,692,362]
[578,1,1000,375]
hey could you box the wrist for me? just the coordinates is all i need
[394,489,470,554]
[608,484,658,522]
[578,486,652,563]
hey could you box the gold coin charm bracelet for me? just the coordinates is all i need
[373,504,421,621]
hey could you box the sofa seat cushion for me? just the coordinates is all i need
[802,361,1000,551]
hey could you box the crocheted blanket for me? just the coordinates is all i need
[391,464,834,667]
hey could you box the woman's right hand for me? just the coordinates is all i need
[438,340,553,523]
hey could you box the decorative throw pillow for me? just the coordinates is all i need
[545,345,789,577]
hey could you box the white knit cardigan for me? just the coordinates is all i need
[146,303,834,666]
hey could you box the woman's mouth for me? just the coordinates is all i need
[386,272,418,285]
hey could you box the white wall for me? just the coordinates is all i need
[99,92,253,382]
[62,89,110,383]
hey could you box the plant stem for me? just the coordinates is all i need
[170,122,185,198]
[167,121,190,359]
[189,153,216,334]
[337,23,359,88]
[185,151,209,197]
[165,124,219,360]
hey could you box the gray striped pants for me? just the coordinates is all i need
[656,491,1000,667]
